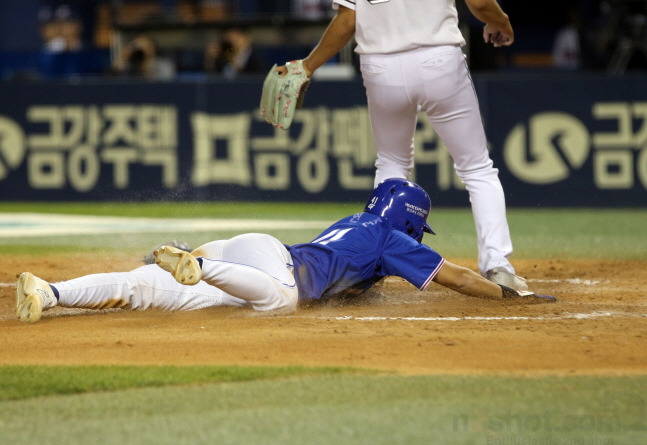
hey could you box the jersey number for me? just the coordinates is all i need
[312,228,352,246]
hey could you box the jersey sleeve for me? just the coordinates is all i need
[333,0,356,11]
[380,230,445,290]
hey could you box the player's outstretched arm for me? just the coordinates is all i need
[434,261,502,298]
[432,261,556,302]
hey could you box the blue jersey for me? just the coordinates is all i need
[286,213,445,300]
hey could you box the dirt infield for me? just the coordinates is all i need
[1,255,646,376]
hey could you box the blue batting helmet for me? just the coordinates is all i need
[364,178,435,242]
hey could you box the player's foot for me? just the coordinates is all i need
[485,267,528,291]
[16,272,57,323]
[143,240,192,265]
[154,245,202,285]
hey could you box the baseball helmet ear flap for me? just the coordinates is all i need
[364,178,435,241]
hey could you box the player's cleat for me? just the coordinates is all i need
[16,272,57,323]
[154,245,202,285]
[486,267,528,291]
[143,240,192,265]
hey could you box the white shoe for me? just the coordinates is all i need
[16,272,57,323]
[154,245,202,285]
[485,267,528,291]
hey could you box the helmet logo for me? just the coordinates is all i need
[405,202,428,218]
[367,196,378,210]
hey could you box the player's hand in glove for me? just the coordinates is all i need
[260,60,310,130]
[500,285,557,303]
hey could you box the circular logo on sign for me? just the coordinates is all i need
[504,112,590,184]
[0,116,26,180]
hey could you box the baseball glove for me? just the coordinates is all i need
[500,285,557,303]
[260,60,310,130]
[143,240,192,265]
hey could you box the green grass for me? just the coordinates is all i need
[1,203,646,259]
[1,370,645,444]
[0,365,366,401]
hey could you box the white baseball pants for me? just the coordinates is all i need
[54,234,298,312]
[360,45,514,275]
[193,233,298,312]
[54,264,247,311]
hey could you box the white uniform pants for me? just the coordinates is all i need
[55,234,298,312]
[55,264,247,311]
[193,233,298,312]
[360,45,514,275]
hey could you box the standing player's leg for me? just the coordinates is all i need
[413,46,524,287]
[360,52,419,186]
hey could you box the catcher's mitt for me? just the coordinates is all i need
[260,60,310,130]
[143,240,192,265]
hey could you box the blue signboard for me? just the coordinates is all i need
[0,74,646,206]
[479,74,647,207]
